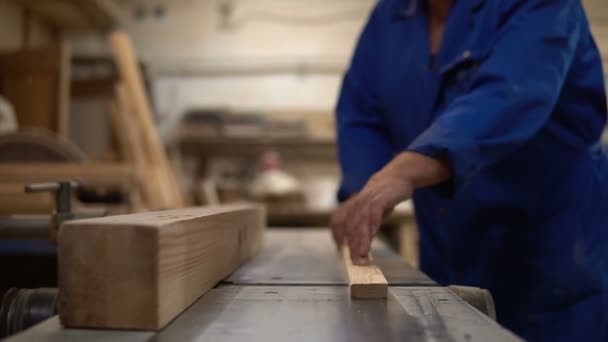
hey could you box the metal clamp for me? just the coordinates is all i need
[25,180,80,240]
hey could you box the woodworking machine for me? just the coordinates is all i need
[6,229,522,342]
[0,181,107,337]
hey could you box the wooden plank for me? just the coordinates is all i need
[109,31,184,209]
[342,245,388,299]
[22,8,31,49]
[109,102,133,163]
[0,163,133,188]
[112,82,165,210]
[58,204,266,330]
[57,41,71,138]
[0,43,71,138]
[0,45,63,74]
[0,183,54,215]
[108,102,145,212]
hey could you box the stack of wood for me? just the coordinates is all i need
[0,43,71,138]
[0,30,185,215]
[0,42,140,215]
[108,32,185,211]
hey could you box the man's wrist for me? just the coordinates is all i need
[390,151,452,188]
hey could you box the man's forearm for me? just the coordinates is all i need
[331,151,452,262]
[377,151,452,189]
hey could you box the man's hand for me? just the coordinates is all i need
[331,165,414,265]
[331,152,451,264]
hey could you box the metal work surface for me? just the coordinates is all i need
[6,319,152,342]
[153,286,519,342]
[7,229,521,341]
[226,228,435,286]
[8,287,520,342]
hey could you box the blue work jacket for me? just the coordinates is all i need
[336,0,608,340]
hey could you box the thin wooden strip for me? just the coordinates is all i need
[57,40,71,138]
[0,163,133,188]
[342,245,388,299]
[58,204,266,330]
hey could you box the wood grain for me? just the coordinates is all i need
[342,245,388,299]
[58,204,265,330]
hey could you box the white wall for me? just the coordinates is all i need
[70,0,375,119]
[0,0,53,52]
[67,0,608,143]
[155,74,342,116]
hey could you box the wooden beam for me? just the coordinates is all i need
[108,101,145,211]
[0,43,72,138]
[21,8,31,49]
[112,82,164,210]
[342,245,388,299]
[58,204,266,330]
[0,163,133,188]
[57,40,71,138]
[109,31,184,209]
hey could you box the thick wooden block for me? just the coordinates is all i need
[58,204,265,330]
[342,245,388,299]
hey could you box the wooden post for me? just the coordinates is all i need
[342,245,388,299]
[0,43,72,138]
[111,82,163,210]
[57,41,71,138]
[58,204,266,330]
[109,31,184,209]
[108,101,146,211]
[21,8,31,50]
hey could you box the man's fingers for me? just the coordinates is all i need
[369,199,385,235]
[349,204,371,265]
[339,192,376,265]
[348,232,369,265]
[344,197,362,236]
[355,223,371,264]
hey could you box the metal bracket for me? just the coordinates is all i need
[25,180,80,240]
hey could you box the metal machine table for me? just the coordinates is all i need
[7,228,521,342]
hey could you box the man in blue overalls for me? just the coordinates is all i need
[330,0,608,340]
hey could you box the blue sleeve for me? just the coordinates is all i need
[408,0,582,194]
[336,3,394,201]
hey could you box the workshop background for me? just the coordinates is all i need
[0,0,607,338]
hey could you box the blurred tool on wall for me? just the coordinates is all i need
[249,150,303,212]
